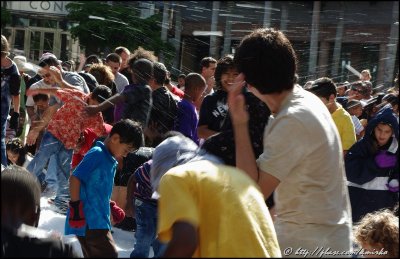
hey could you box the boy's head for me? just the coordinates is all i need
[234,28,297,94]
[2,165,41,229]
[107,119,144,159]
[152,62,168,86]
[354,209,398,258]
[346,100,363,117]
[177,74,186,87]
[115,46,131,69]
[214,55,238,91]
[33,93,50,111]
[105,53,122,76]
[38,55,61,85]
[89,84,112,105]
[130,58,154,85]
[307,77,337,105]
[184,73,206,102]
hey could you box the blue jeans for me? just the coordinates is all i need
[130,199,165,258]
[45,154,59,193]
[1,81,11,167]
[27,131,72,209]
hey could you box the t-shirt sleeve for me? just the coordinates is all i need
[256,117,308,181]
[157,172,199,243]
[341,116,356,150]
[73,147,101,183]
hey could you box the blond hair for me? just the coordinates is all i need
[354,209,399,257]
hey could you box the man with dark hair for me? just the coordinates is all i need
[195,56,217,111]
[115,46,132,85]
[26,80,112,213]
[1,165,80,257]
[145,62,179,147]
[105,53,129,94]
[85,58,153,128]
[307,77,356,155]
[228,28,352,255]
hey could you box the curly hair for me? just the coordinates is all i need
[354,208,399,258]
[127,46,158,69]
[88,63,115,88]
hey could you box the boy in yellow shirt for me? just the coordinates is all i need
[150,135,281,257]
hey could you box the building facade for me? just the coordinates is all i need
[2,1,398,87]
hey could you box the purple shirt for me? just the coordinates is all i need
[174,99,199,144]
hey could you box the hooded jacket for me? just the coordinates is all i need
[345,107,399,222]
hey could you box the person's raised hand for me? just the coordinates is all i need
[227,73,248,126]
[48,66,63,84]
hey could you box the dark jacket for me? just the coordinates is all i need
[345,107,399,223]
[2,226,80,258]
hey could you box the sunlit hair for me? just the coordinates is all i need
[234,28,297,94]
[89,63,115,87]
[127,46,158,69]
[1,34,10,57]
[353,208,399,258]
[115,46,130,56]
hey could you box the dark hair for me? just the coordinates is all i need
[38,56,59,67]
[185,73,206,92]
[214,55,236,90]
[91,85,112,103]
[200,56,217,71]
[32,93,49,103]
[1,165,41,226]
[6,138,28,166]
[115,46,130,56]
[110,119,144,147]
[307,77,337,99]
[153,62,168,85]
[130,58,154,85]
[106,53,122,64]
[84,54,103,67]
[234,28,297,94]
[178,74,186,79]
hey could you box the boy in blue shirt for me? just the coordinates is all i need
[65,119,144,258]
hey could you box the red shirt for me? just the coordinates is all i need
[170,85,184,99]
[47,88,105,150]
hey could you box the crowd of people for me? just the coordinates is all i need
[1,26,399,258]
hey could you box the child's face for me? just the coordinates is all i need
[374,123,393,147]
[221,68,239,92]
[6,150,19,164]
[110,134,136,159]
[34,99,49,111]
[349,105,363,117]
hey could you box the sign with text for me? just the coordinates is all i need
[8,1,71,16]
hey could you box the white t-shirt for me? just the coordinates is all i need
[114,72,129,94]
[256,85,352,256]
[351,115,364,135]
[25,80,53,107]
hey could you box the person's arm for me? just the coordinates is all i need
[11,94,20,118]
[228,73,280,198]
[84,93,125,116]
[26,103,59,146]
[161,221,198,258]
[197,125,218,139]
[125,174,137,218]
[69,175,81,201]
[77,53,86,72]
